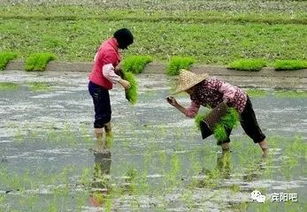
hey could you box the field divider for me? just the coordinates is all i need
[5,60,306,77]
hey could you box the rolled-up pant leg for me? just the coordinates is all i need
[88,81,111,128]
[240,97,266,143]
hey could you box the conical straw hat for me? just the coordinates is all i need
[172,69,208,95]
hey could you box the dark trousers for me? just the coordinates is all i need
[239,97,266,144]
[88,81,111,128]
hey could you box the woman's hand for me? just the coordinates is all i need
[119,79,131,90]
[114,66,123,76]
[166,96,178,106]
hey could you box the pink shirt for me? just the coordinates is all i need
[89,38,121,89]
[185,77,247,117]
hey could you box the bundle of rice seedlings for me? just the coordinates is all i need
[25,53,56,71]
[166,56,195,76]
[228,59,266,71]
[195,107,239,141]
[121,55,152,74]
[0,52,17,71]
[195,113,207,130]
[220,108,240,129]
[121,71,138,104]
[213,124,228,141]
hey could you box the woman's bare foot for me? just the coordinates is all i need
[258,140,268,157]
[221,142,230,152]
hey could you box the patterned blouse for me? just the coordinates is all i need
[184,77,247,118]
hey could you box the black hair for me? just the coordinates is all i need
[113,28,134,49]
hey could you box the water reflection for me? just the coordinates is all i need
[242,157,267,182]
[196,151,267,188]
[89,151,112,207]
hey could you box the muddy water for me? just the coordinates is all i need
[0,71,306,211]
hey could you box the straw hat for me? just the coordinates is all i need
[172,69,209,95]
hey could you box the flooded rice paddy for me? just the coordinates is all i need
[0,71,306,211]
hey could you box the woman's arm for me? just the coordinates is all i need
[166,96,200,118]
[102,64,130,89]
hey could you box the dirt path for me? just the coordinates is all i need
[5,60,307,90]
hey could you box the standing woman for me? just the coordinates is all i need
[167,70,268,156]
[88,28,133,152]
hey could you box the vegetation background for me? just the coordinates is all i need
[0,0,306,65]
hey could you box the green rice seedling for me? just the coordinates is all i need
[105,134,113,148]
[80,167,92,187]
[246,89,268,97]
[230,184,240,193]
[27,82,51,92]
[126,167,138,181]
[228,59,266,71]
[181,189,194,209]
[0,52,17,71]
[255,200,271,212]
[105,196,113,212]
[166,56,195,76]
[134,171,149,195]
[194,113,207,130]
[25,53,56,71]
[167,154,182,188]
[121,71,138,104]
[124,167,138,193]
[286,136,306,156]
[121,55,152,74]
[274,60,307,71]
[201,168,221,188]
[79,123,92,143]
[230,202,248,211]
[220,108,240,129]
[0,82,19,91]
[213,124,228,142]
[13,127,25,144]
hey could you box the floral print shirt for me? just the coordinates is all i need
[184,77,247,117]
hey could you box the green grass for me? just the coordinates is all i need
[228,59,266,71]
[121,55,152,74]
[246,89,268,97]
[274,60,307,71]
[273,90,307,98]
[166,56,195,76]
[0,52,17,71]
[0,4,306,24]
[122,71,138,104]
[0,82,19,91]
[1,8,306,65]
[27,82,51,92]
[25,53,56,71]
